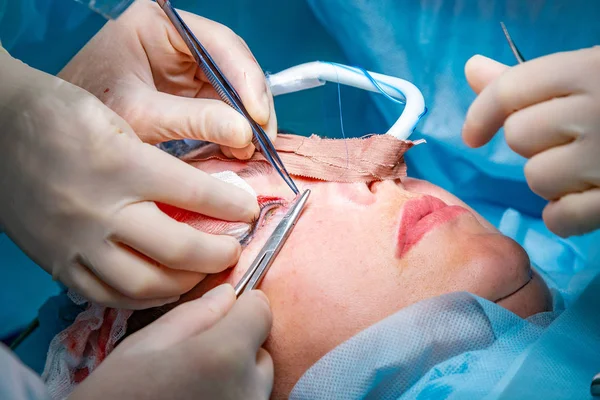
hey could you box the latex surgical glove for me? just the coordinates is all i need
[462,48,600,237]
[0,52,259,310]
[59,0,276,160]
[69,285,274,400]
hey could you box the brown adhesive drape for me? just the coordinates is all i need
[186,134,424,182]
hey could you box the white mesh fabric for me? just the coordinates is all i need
[211,170,257,197]
[41,291,132,400]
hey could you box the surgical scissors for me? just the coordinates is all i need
[234,189,311,297]
[500,22,527,64]
[156,0,299,195]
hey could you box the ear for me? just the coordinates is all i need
[465,55,510,94]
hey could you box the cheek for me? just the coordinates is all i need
[255,197,414,320]
[253,206,410,381]
[398,219,532,303]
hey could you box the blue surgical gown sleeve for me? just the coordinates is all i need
[0,345,50,400]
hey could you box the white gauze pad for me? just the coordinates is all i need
[211,170,257,198]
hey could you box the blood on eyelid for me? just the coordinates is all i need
[156,195,284,234]
[257,195,284,205]
[156,203,231,232]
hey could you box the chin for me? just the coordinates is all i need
[497,269,553,318]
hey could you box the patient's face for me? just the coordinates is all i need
[147,155,551,399]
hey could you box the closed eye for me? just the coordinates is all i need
[239,200,284,246]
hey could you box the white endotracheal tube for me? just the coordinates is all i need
[266,61,427,140]
[178,61,426,150]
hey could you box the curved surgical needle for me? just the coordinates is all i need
[500,22,527,64]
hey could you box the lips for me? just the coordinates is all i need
[396,195,467,258]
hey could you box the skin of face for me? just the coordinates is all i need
[134,157,552,399]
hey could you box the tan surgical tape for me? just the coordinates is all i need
[184,134,425,183]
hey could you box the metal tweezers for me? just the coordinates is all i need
[156,0,299,195]
[500,22,527,64]
[234,189,311,297]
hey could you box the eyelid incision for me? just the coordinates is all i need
[239,199,285,246]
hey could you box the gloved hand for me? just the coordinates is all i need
[0,52,258,309]
[462,47,600,237]
[59,0,276,160]
[69,285,274,400]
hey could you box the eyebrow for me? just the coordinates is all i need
[236,162,275,178]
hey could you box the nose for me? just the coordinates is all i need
[371,179,417,199]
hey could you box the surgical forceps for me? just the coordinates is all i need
[156,0,299,195]
[234,189,311,297]
[500,22,527,64]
